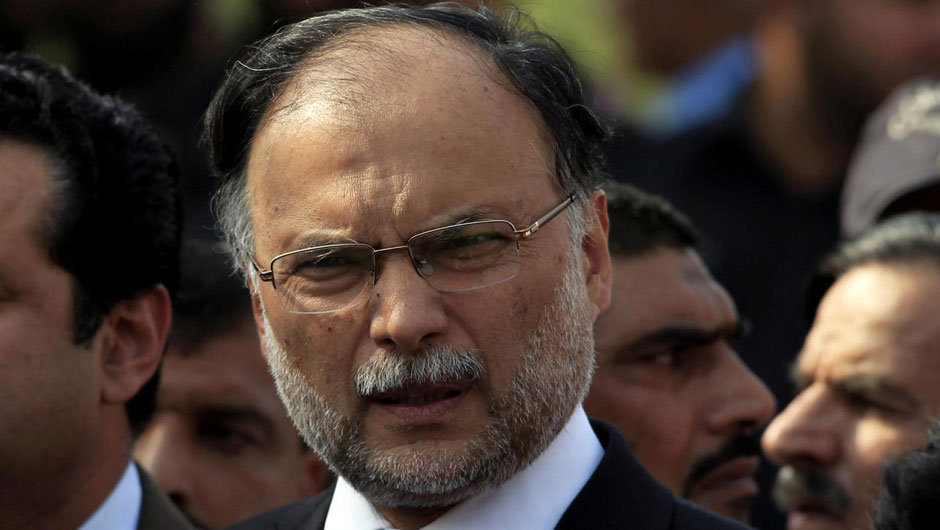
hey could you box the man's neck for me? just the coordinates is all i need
[0,408,133,530]
[748,15,855,197]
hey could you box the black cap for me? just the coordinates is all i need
[841,78,940,237]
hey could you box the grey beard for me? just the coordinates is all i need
[261,243,596,509]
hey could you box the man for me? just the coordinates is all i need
[762,213,940,530]
[135,242,329,529]
[584,183,776,523]
[0,54,190,529]
[206,4,747,529]
[606,0,940,423]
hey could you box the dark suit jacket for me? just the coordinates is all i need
[226,420,752,530]
[137,465,197,530]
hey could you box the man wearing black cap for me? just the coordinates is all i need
[842,78,940,236]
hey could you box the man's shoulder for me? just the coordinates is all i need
[555,420,751,530]
[225,489,334,530]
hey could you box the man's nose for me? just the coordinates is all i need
[761,383,842,468]
[368,252,449,351]
[703,349,777,436]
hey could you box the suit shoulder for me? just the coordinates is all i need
[225,491,333,530]
[671,498,754,530]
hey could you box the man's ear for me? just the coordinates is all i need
[581,189,612,321]
[99,285,172,405]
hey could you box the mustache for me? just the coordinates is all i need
[682,433,762,496]
[355,346,483,397]
[772,465,850,517]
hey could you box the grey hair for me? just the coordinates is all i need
[206,2,609,276]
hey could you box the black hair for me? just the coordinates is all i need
[604,181,699,257]
[875,422,940,530]
[0,52,182,434]
[805,213,940,322]
[171,240,253,352]
[205,2,610,260]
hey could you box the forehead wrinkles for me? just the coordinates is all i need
[246,24,558,240]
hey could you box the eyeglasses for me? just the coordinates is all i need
[252,194,576,314]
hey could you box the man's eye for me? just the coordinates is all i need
[845,392,899,416]
[291,251,366,278]
[634,347,686,367]
[198,423,259,454]
[441,232,503,253]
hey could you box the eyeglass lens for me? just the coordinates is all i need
[271,220,522,314]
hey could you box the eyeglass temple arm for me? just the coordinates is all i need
[249,257,275,282]
[515,194,576,239]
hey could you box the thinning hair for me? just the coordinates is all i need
[805,212,940,322]
[604,182,698,257]
[205,2,609,273]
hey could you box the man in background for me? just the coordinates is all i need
[135,242,329,529]
[607,0,940,429]
[763,213,940,530]
[841,78,940,237]
[0,53,189,529]
[585,183,776,523]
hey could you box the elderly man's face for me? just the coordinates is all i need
[244,28,610,511]
[762,262,940,530]
[585,248,775,523]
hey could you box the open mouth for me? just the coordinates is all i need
[371,383,469,406]
[366,381,474,425]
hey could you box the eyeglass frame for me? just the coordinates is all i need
[249,193,577,309]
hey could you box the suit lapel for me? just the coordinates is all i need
[135,464,196,530]
[554,420,676,530]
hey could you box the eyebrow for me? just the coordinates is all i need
[282,207,506,252]
[626,320,746,352]
[836,374,919,409]
[788,362,809,391]
[789,368,920,411]
[631,321,745,347]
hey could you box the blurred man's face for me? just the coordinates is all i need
[585,248,775,522]
[0,140,102,499]
[762,262,940,530]
[243,26,611,516]
[134,319,326,529]
[800,0,940,135]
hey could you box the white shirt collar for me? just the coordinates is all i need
[325,405,602,530]
[77,461,142,530]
